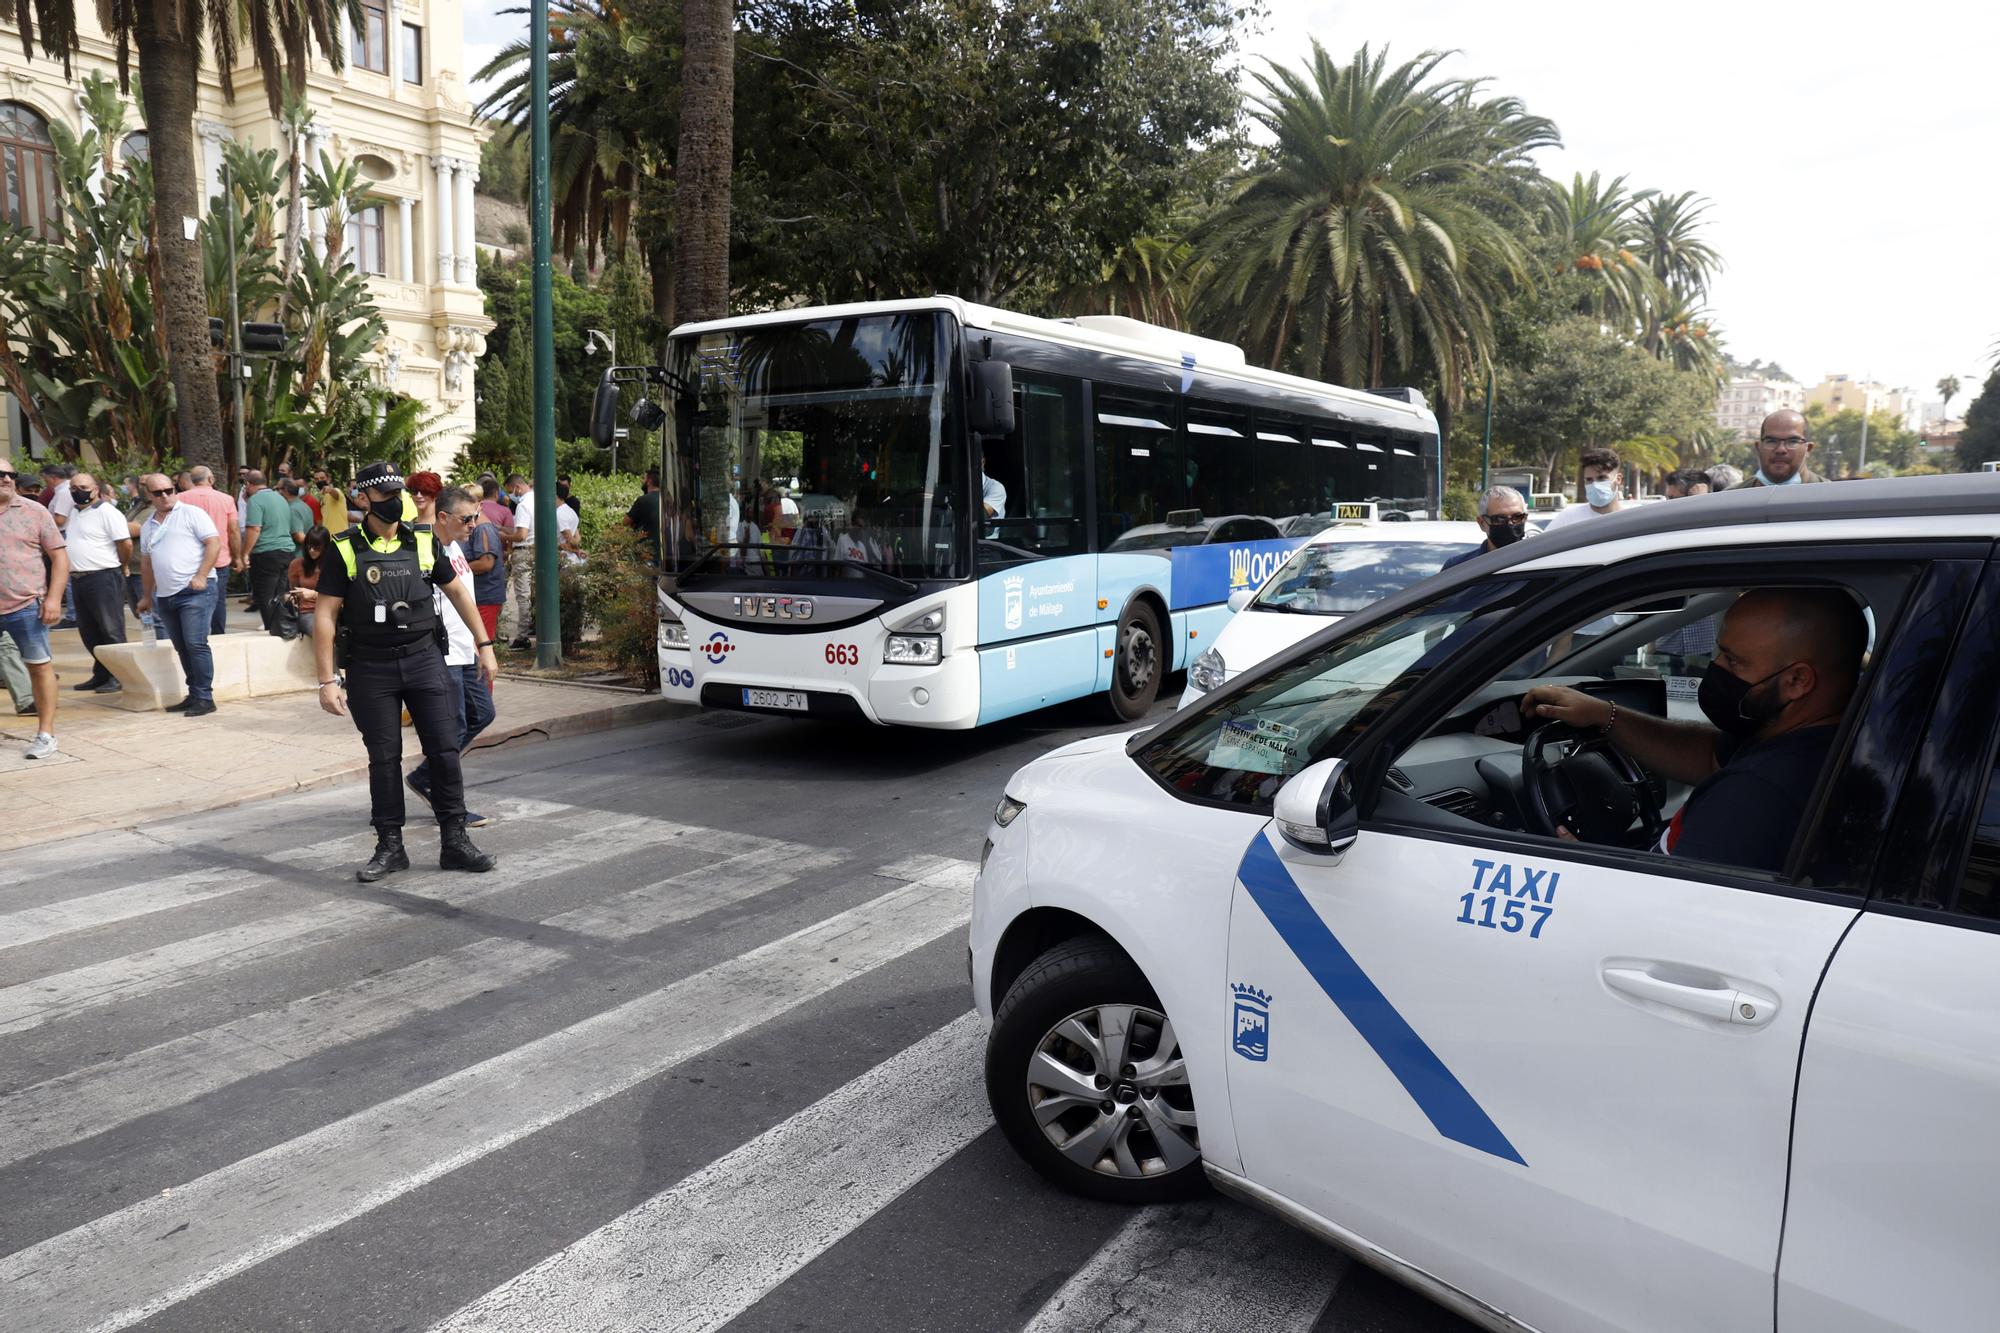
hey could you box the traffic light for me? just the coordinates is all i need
[240,322,285,353]
[208,316,224,348]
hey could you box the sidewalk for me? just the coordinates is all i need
[0,603,679,852]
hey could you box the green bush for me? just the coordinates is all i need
[1442,486,1478,521]
[582,523,661,689]
[565,471,643,552]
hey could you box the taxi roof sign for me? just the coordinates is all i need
[1530,493,1567,512]
[1331,502,1377,523]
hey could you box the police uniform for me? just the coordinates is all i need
[320,462,495,882]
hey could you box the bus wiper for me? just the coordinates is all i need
[825,558,918,595]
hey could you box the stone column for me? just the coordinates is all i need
[398,196,415,282]
[387,0,402,84]
[199,122,230,201]
[308,131,328,249]
[433,156,455,284]
[453,162,477,284]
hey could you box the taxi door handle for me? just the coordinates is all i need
[1602,966,1776,1027]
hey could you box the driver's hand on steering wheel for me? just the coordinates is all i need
[1521,684,1612,731]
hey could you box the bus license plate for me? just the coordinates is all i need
[743,688,808,711]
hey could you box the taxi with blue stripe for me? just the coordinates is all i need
[970,474,2000,1333]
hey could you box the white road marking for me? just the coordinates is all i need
[0,839,845,1165]
[0,811,668,1036]
[1022,1202,1346,1333]
[0,863,975,1333]
[432,1012,989,1333]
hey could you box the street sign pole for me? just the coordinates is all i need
[223,153,246,475]
[530,0,560,667]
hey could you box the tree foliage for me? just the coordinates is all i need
[1957,368,2000,473]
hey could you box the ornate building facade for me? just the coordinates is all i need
[0,0,491,469]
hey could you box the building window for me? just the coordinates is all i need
[353,1,388,73]
[0,102,59,237]
[347,205,386,275]
[402,24,423,84]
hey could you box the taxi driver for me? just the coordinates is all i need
[1519,589,1867,873]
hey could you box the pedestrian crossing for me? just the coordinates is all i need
[0,789,1448,1333]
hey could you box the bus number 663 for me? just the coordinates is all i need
[824,643,859,666]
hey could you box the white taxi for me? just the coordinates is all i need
[1181,520,1485,707]
[970,475,2000,1333]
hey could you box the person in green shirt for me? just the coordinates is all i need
[281,479,316,550]
[241,470,297,635]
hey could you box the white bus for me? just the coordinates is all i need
[593,297,1440,728]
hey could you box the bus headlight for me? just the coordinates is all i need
[884,633,942,666]
[659,619,689,650]
[1189,647,1227,693]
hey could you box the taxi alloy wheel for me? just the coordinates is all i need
[1105,603,1164,722]
[986,938,1205,1203]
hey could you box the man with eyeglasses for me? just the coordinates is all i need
[0,454,71,757]
[136,473,222,717]
[1736,410,1828,488]
[1441,486,1531,570]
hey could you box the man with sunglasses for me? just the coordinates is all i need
[0,454,70,758]
[1441,486,1531,570]
[136,473,222,717]
[1736,410,1829,487]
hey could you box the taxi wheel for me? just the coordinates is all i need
[986,938,1205,1204]
[1103,604,1164,722]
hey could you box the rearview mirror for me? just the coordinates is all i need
[1273,757,1359,858]
[589,369,619,448]
[968,360,1016,438]
[1227,588,1254,613]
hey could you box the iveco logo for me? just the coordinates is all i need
[732,595,814,621]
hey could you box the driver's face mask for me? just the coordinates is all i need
[1697,660,1795,737]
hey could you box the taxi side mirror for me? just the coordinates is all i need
[1274,756,1359,858]
[1227,588,1255,613]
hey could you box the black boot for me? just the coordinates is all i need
[357,827,410,883]
[439,817,496,873]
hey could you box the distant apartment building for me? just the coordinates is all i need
[0,1,491,470]
[1806,374,1921,430]
[1716,377,1807,441]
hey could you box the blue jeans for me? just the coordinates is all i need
[208,575,229,634]
[158,587,214,703]
[410,663,496,790]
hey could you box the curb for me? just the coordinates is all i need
[0,693,689,854]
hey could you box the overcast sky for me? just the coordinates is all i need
[462,0,1996,400]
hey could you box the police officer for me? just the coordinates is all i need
[312,461,500,882]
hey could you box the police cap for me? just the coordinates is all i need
[354,461,405,492]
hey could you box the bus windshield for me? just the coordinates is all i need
[662,311,969,582]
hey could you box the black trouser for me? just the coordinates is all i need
[250,549,294,634]
[71,568,127,684]
[347,645,464,829]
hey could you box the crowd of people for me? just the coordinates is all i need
[0,453,587,770]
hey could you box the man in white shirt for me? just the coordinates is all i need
[62,472,133,692]
[980,448,1008,519]
[410,486,498,827]
[137,473,223,716]
[503,480,539,648]
[1543,447,1623,530]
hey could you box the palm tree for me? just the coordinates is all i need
[675,0,734,323]
[1545,171,1658,330]
[4,1,359,471]
[1191,43,1557,403]
[1937,374,1961,426]
[1055,232,1195,327]
[1649,291,1724,381]
[1631,191,1721,297]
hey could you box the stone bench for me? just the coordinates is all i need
[96,633,320,710]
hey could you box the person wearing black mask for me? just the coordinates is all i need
[1442,486,1529,570]
[313,461,500,882]
[1518,588,1867,873]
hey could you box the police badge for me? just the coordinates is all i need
[365,566,382,584]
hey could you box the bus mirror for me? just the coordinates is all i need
[590,370,619,448]
[969,360,1016,438]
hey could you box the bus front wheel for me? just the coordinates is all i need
[1104,603,1164,721]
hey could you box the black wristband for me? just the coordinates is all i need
[476,640,498,649]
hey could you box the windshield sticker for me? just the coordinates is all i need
[1208,718,1301,775]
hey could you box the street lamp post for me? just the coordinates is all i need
[530,0,559,667]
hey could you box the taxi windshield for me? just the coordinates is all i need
[1253,540,1479,615]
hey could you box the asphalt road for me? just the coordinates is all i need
[0,690,1478,1333]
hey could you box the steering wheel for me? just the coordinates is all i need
[1520,720,1665,846]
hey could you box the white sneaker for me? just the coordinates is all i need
[23,732,57,760]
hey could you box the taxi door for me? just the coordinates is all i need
[1224,825,1856,1332]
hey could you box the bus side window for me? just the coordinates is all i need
[980,373,1086,567]
[1094,386,1181,548]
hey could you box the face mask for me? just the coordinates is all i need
[1697,661,1792,737]
[1584,479,1617,508]
[1486,519,1524,549]
[71,488,93,505]
[368,494,404,523]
